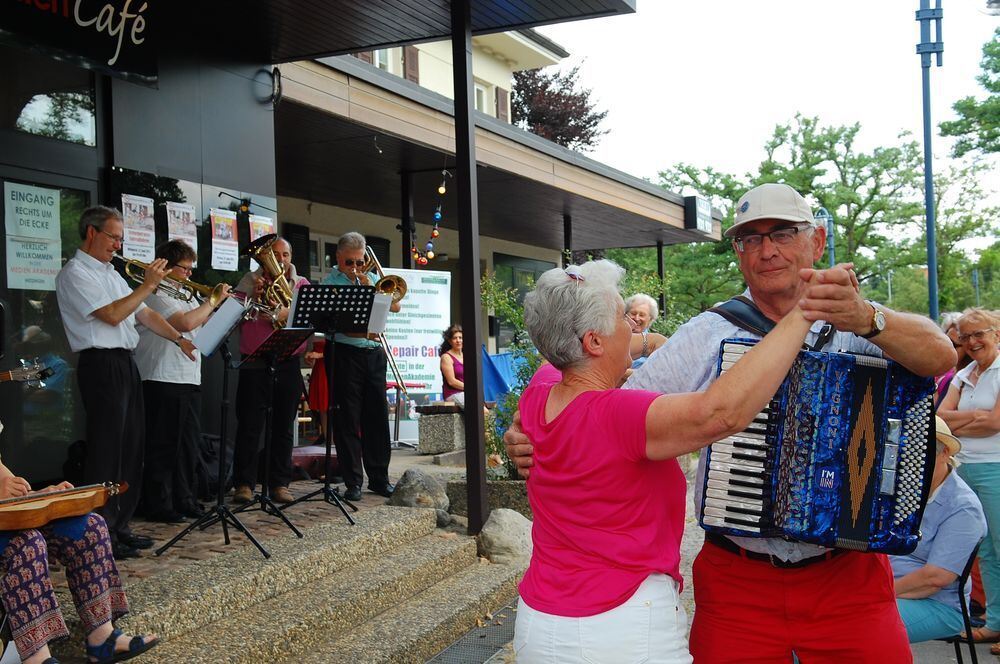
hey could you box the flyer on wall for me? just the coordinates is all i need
[166,201,198,266]
[248,214,274,271]
[210,208,239,270]
[4,181,62,290]
[121,193,155,261]
[381,268,451,396]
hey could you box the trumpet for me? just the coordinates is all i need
[113,254,227,305]
[230,291,282,324]
[355,247,409,396]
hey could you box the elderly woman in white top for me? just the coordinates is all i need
[938,307,1000,642]
[625,293,663,369]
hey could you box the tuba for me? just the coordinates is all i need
[245,234,294,326]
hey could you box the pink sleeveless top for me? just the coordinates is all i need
[442,352,464,400]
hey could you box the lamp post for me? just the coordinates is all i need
[815,207,835,268]
[916,0,943,320]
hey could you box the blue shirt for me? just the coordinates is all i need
[890,471,986,611]
[320,268,381,349]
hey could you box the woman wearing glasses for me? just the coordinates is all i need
[513,260,814,663]
[938,308,1000,645]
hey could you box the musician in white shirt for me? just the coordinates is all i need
[135,240,229,523]
[56,206,196,559]
[506,184,954,662]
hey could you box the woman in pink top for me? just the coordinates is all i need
[514,260,813,663]
[440,324,465,402]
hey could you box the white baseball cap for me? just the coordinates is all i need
[724,183,816,238]
[934,415,961,456]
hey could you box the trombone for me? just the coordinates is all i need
[355,247,409,396]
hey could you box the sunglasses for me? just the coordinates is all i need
[342,258,366,266]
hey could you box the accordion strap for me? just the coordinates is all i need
[709,296,774,337]
[710,295,834,352]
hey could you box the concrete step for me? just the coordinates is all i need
[140,532,479,664]
[291,560,525,664]
[52,506,436,660]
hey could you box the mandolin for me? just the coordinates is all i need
[0,358,54,388]
[0,482,127,531]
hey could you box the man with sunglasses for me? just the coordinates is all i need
[135,240,230,523]
[231,236,310,506]
[56,206,197,559]
[321,232,401,502]
[505,183,955,662]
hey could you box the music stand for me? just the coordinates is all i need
[156,298,271,558]
[227,325,315,539]
[281,284,377,521]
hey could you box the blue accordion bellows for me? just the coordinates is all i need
[699,339,936,555]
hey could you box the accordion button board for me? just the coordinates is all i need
[698,339,936,555]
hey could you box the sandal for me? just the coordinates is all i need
[992,642,1000,656]
[961,626,1000,643]
[85,628,159,663]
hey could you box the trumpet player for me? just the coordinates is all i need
[321,232,401,502]
[231,236,309,505]
[135,240,230,523]
[56,206,197,559]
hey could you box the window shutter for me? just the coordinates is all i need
[496,87,510,122]
[403,46,419,83]
[354,51,373,64]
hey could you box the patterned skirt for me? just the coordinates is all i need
[0,512,127,659]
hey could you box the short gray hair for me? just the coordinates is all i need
[78,205,122,240]
[523,260,625,370]
[625,293,659,324]
[940,311,961,333]
[338,232,366,254]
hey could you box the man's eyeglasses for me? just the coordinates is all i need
[958,329,995,343]
[734,224,812,253]
[100,229,124,244]
[342,258,366,266]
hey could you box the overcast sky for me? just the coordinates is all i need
[537,1,999,187]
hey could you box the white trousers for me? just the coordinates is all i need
[513,573,692,664]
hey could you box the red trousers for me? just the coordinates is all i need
[689,541,911,664]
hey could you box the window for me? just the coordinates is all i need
[492,253,556,352]
[373,49,391,71]
[1,45,96,146]
[474,84,489,114]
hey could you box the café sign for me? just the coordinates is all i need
[2,0,156,82]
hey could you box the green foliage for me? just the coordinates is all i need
[940,29,1000,158]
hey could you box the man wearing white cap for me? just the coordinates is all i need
[892,416,986,643]
[506,182,955,661]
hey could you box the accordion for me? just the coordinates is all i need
[698,339,936,555]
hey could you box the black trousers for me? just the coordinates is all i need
[76,348,144,540]
[233,357,299,490]
[141,381,201,514]
[332,343,391,490]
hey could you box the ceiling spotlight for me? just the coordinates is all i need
[373,136,383,155]
[437,169,452,194]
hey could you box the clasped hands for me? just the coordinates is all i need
[797,263,873,335]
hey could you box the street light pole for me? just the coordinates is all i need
[815,207,835,268]
[916,0,943,320]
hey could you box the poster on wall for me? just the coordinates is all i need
[381,269,451,396]
[210,208,238,271]
[166,202,198,266]
[121,193,155,261]
[4,182,62,291]
[248,214,274,271]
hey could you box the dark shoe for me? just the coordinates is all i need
[343,486,362,502]
[369,483,394,498]
[271,486,294,504]
[145,510,187,524]
[177,502,204,518]
[232,485,253,504]
[42,658,60,663]
[112,542,140,560]
[119,533,154,549]
[85,627,159,663]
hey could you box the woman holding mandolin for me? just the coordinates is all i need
[0,460,157,664]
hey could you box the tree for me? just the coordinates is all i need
[940,28,1000,157]
[511,65,608,151]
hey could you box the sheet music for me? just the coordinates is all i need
[194,298,245,356]
[368,293,392,334]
